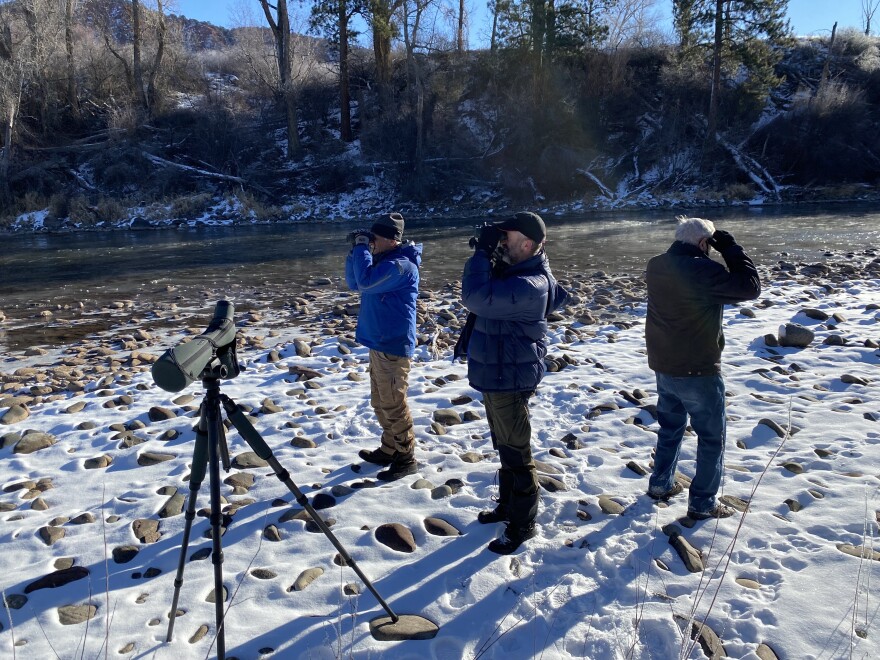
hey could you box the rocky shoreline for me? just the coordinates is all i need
[3,249,878,425]
[0,248,879,657]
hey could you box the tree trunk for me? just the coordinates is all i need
[259,0,300,156]
[147,0,167,114]
[132,0,148,112]
[65,0,79,118]
[372,0,394,90]
[339,0,352,141]
[457,0,465,52]
[707,0,723,138]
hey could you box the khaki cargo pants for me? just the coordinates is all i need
[369,349,415,456]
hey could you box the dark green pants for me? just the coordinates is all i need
[483,390,538,529]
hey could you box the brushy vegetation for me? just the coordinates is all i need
[1,1,879,226]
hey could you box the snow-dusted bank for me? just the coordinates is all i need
[0,251,879,659]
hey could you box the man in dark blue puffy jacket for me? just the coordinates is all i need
[645,216,761,520]
[345,213,423,481]
[461,211,568,554]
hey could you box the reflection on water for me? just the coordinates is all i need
[1,204,878,347]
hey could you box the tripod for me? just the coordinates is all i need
[165,365,398,659]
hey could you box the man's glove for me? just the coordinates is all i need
[708,229,737,252]
[473,224,504,254]
[348,229,373,247]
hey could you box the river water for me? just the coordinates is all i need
[2,205,879,351]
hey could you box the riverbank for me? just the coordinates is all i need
[0,250,878,659]
[5,187,880,234]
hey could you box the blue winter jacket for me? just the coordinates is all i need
[345,241,423,357]
[461,250,568,392]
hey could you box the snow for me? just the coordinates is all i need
[1,258,879,659]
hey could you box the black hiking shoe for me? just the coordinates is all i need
[647,482,684,501]
[487,523,537,555]
[477,506,509,524]
[687,504,735,520]
[358,447,396,466]
[377,455,418,481]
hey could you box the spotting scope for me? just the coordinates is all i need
[151,301,240,393]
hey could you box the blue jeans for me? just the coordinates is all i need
[648,372,726,514]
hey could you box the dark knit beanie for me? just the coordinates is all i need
[370,212,405,241]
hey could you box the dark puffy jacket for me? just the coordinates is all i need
[645,240,761,376]
[462,250,569,392]
[345,241,422,357]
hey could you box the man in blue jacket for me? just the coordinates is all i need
[461,211,568,554]
[345,213,423,481]
[645,217,761,519]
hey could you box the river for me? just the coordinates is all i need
[1,205,878,351]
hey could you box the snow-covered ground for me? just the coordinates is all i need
[0,255,879,659]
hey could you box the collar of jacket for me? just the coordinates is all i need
[667,241,709,258]
[502,249,548,276]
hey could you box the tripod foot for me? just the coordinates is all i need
[369,614,439,641]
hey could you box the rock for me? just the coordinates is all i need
[369,614,439,641]
[626,461,648,476]
[263,525,282,542]
[39,526,65,546]
[756,643,779,660]
[290,436,317,449]
[837,544,880,561]
[823,334,847,346]
[112,545,140,564]
[598,495,625,515]
[13,431,56,454]
[781,461,804,475]
[311,493,337,510]
[459,451,484,463]
[148,406,177,421]
[757,418,788,438]
[735,577,761,589]
[25,566,90,593]
[232,452,269,469]
[801,308,829,321]
[224,472,255,492]
[664,526,703,573]
[1,404,30,425]
[375,523,417,553]
[293,339,311,357]
[841,373,869,386]
[251,568,277,579]
[778,323,814,348]
[685,618,726,659]
[58,604,98,625]
[137,452,175,466]
[538,475,568,492]
[290,567,324,591]
[159,492,186,518]
[131,519,160,544]
[423,517,461,536]
[763,333,779,347]
[433,409,462,426]
[430,485,454,499]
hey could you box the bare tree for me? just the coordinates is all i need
[258,0,301,156]
[65,0,79,117]
[146,0,167,113]
[864,0,880,35]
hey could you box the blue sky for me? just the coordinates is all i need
[175,0,866,41]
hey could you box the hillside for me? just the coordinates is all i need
[2,2,880,230]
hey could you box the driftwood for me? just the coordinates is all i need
[140,152,271,196]
[717,136,781,200]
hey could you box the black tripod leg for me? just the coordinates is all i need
[166,404,210,643]
[204,384,227,659]
[221,397,399,623]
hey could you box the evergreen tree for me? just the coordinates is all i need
[670,0,792,133]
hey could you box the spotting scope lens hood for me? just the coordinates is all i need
[152,301,238,393]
